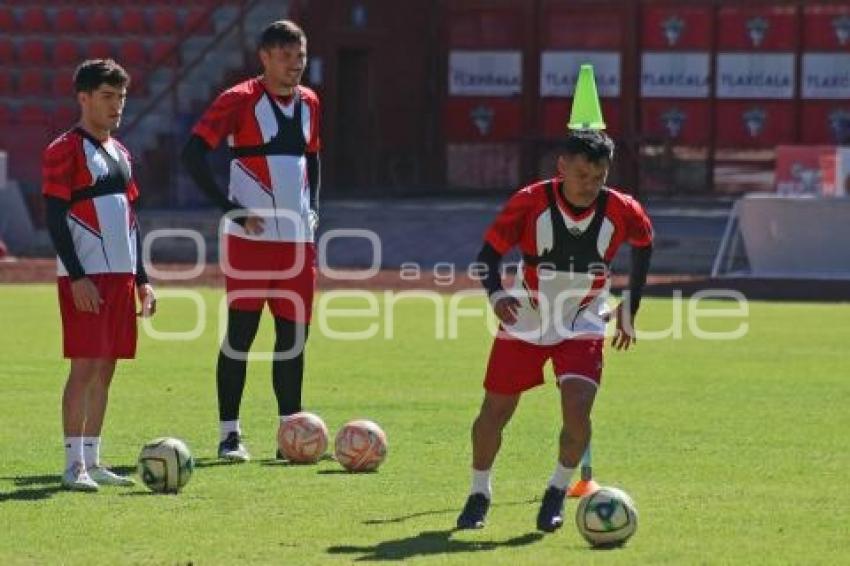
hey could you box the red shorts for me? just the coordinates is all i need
[57,273,137,359]
[484,333,604,395]
[222,235,316,323]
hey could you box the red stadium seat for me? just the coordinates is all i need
[53,8,82,33]
[53,40,81,66]
[150,9,178,34]
[87,40,115,60]
[0,7,13,32]
[0,73,12,96]
[20,8,50,33]
[17,70,47,97]
[119,40,148,67]
[0,39,13,65]
[150,41,179,66]
[85,9,114,34]
[185,9,214,34]
[117,7,147,34]
[51,72,75,98]
[18,39,49,66]
[53,105,80,130]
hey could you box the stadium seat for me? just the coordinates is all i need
[17,70,47,97]
[0,7,13,32]
[85,9,114,34]
[0,39,13,65]
[53,7,82,33]
[119,41,148,67]
[150,41,179,66]
[20,8,50,33]
[150,9,178,34]
[53,40,81,66]
[18,39,49,66]
[185,9,214,34]
[87,40,114,60]
[0,73,12,96]
[117,7,147,34]
[53,105,79,129]
[51,72,75,98]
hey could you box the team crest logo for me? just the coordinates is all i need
[790,163,822,194]
[828,109,850,142]
[833,15,850,46]
[470,105,495,136]
[661,16,685,47]
[568,226,583,236]
[743,108,767,138]
[746,16,769,47]
[661,107,686,139]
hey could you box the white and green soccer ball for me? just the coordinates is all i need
[575,486,638,547]
[137,437,194,494]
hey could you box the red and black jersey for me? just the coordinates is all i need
[42,128,141,278]
[192,78,321,243]
[483,178,653,344]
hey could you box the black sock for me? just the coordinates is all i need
[217,309,262,422]
[272,316,309,417]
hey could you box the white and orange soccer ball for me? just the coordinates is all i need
[277,412,329,464]
[334,419,387,472]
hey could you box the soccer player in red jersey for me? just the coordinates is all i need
[181,20,320,462]
[456,130,654,531]
[42,60,156,491]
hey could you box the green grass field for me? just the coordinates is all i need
[0,284,848,564]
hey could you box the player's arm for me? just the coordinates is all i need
[180,135,241,216]
[43,197,102,313]
[475,243,520,325]
[132,210,156,318]
[612,198,655,351]
[306,151,320,231]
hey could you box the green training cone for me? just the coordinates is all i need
[567,64,606,130]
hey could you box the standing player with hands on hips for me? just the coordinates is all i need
[42,59,156,492]
[182,20,321,462]
[457,67,653,532]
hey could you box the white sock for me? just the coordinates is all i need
[64,437,84,470]
[220,420,241,441]
[548,462,575,491]
[82,436,101,468]
[470,468,492,498]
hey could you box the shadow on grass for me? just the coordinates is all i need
[193,458,243,469]
[362,498,538,525]
[327,529,543,561]
[0,465,135,502]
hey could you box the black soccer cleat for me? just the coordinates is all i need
[536,486,566,533]
[218,432,250,462]
[456,493,491,530]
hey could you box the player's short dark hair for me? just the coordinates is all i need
[560,130,615,164]
[258,20,306,51]
[73,59,130,93]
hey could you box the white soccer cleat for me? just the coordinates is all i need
[88,465,136,487]
[61,462,99,492]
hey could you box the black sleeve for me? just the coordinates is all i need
[134,223,148,286]
[627,244,653,316]
[474,242,505,298]
[44,196,86,281]
[306,151,320,212]
[181,135,245,224]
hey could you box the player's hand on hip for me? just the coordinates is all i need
[243,214,265,235]
[137,283,157,318]
[70,277,103,314]
[611,301,637,351]
[492,296,521,326]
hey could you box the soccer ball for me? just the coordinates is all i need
[277,412,329,463]
[575,486,638,547]
[334,419,387,472]
[137,437,194,494]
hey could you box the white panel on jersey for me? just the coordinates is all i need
[59,220,108,276]
[94,194,135,273]
[536,210,554,255]
[596,217,614,259]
